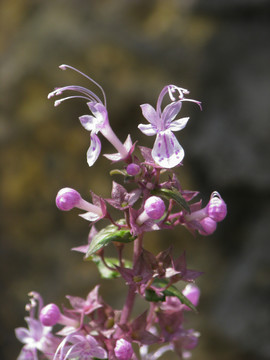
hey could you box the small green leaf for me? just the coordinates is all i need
[145,288,166,302]
[85,220,135,258]
[152,278,197,312]
[110,169,128,176]
[152,188,190,213]
[91,255,132,279]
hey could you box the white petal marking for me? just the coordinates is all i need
[169,117,189,132]
[86,133,101,166]
[138,123,157,136]
[152,130,184,168]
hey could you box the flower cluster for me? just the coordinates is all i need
[16,65,227,360]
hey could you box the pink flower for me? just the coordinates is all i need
[138,85,201,168]
[48,65,130,166]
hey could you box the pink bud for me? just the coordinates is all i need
[126,163,140,176]
[144,196,165,220]
[182,329,200,350]
[40,303,61,326]
[56,187,81,211]
[207,191,227,222]
[199,217,217,236]
[182,284,200,311]
[114,339,133,360]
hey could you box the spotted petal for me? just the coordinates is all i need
[86,133,101,167]
[169,117,189,132]
[138,123,157,136]
[79,115,96,131]
[152,130,184,168]
[87,102,108,121]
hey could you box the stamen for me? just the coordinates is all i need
[168,85,190,101]
[59,64,107,107]
[181,98,202,111]
[54,95,92,107]
[48,85,101,103]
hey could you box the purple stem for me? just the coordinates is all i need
[118,234,143,326]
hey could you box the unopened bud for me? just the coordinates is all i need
[182,330,200,350]
[199,217,217,236]
[126,163,140,176]
[40,303,61,326]
[207,191,227,222]
[144,196,165,220]
[182,284,200,311]
[56,187,81,211]
[114,339,134,360]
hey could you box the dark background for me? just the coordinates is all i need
[1,1,270,359]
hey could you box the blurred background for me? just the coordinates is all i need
[1,0,270,359]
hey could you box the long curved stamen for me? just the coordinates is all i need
[54,95,93,107]
[63,343,79,360]
[60,64,107,107]
[168,85,189,101]
[53,333,73,360]
[48,85,101,103]
[181,98,202,110]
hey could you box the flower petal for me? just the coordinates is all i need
[103,152,122,161]
[17,346,36,360]
[79,115,96,131]
[88,101,107,118]
[169,117,189,132]
[15,327,31,344]
[138,123,157,136]
[25,318,45,341]
[103,134,133,162]
[152,130,184,168]
[79,211,101,222]
[140,104,158,125]
[162,101,182,125]
[86,133,101,167]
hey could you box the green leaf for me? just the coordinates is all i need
[92,256,120,279]
[110,169,128,176]
[85,219,135,258]
[91,255,132,279]
[152,188,190,213]
[145,288,166,302]
[152,278,197,312]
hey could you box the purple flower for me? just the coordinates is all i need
[106,181,141,210]
[48,65,131,166]
[56,188,106,223]
[15,292,60,360]
[206,191,227,222]
[114,339,134,360]
[182,284,200,311]
[138,85,201,168]
[126,162,141,176]
[54,333,107,360]
[66,285,103,316]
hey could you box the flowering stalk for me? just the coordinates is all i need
[16,65,227,360]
